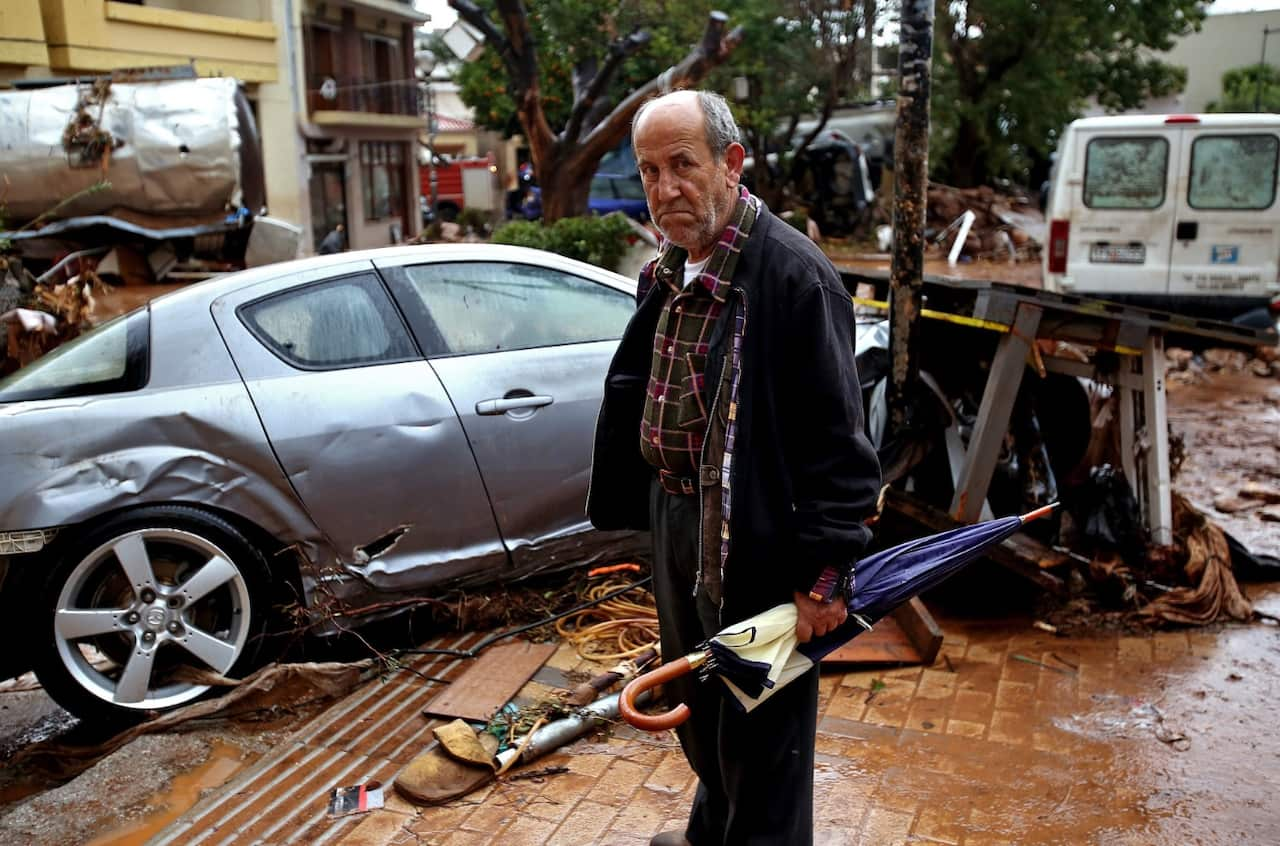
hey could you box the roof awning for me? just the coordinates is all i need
[343,0,430,24]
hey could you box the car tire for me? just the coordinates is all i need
[32,505,273,724]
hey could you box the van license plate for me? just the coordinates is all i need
[1089,243,1145,264]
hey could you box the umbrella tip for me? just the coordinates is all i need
[1020,502,1060,524]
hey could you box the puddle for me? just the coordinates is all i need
[85,740,246,846]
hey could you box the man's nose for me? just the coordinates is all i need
[655,169,681,201]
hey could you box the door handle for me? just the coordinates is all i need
[1176,220,1198,241]
[475,395,554,415]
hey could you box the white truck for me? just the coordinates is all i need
[1043,113,1280,322]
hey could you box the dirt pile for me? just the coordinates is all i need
[1167,344,1280,384]
[926,182,1044,262]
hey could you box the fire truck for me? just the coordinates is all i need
[419,153,498,222]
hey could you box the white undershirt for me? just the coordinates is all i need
[683,256,711,288]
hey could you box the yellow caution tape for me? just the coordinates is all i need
[851,296,1141,356]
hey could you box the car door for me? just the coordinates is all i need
[1168,126,1280,301]
[211,260,508,591]
[1068,126,1179,299]
[379,256,637,570]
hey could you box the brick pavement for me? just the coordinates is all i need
[158,588,1280,846]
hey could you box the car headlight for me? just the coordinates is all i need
[0,529,59,555]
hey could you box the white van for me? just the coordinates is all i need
[1043,114,1280,319]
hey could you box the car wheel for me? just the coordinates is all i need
[32,505,272,723]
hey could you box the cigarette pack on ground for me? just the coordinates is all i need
[327,780,384,817]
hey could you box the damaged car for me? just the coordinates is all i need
[0,244,643,721]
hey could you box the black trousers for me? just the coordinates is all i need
[649,479,819,846]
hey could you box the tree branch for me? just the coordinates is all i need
[579,11,743,164]
[471,0,555,170]
[564,29,652,145]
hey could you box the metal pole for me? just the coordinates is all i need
[427,83,439,220]
[1258,28,1279,113]
[887,0,934,433]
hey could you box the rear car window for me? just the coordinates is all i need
[1083,136,1168,209]
[1188,134,1279,210]
[395,261,634,356]
[0,310,149,403]
[240,273,417,370]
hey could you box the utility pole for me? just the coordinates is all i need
[1256,26,1279,113]
[887,0,934,433]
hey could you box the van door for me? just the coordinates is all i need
[1168,129,1280,302]
[1066,128,1181,300]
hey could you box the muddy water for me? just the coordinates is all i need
[84,740,247,846]
[1167,369,1280,558]
[811,588,1280,845]
[826,253,1044,289]
[89,283,188,324]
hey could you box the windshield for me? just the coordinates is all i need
[0,309,149,403]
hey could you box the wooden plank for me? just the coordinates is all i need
[421,640,557,723]
[950,302,1042,523]
[819,598,943,667]
[1141,331,1173,545]
[882,488,1066,594]
[821,615,923,665]
[892,598,943,665]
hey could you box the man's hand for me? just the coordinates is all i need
[793,590,847,644]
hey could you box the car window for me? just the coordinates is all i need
[1083,136,1168,209]
[613,177,646,200]
[1189,134,1279,210]
[589,176,615,199]
[240,273,417,370]
[398,262,634,355]
[0,310,148,403]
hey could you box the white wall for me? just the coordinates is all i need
[1165,9,1280,112]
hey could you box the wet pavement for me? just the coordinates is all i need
[1168,369,1280,559]
[75,587,1275,846]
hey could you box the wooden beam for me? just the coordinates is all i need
[882,488,1066,594]
[949,302,1042,523]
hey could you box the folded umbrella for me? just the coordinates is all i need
[620,504,1057,730]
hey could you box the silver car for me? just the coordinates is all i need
[0,244,642,721]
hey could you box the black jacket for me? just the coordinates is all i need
[588,208,882,621]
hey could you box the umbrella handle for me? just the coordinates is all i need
[619,656,696,731]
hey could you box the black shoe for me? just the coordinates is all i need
[649,831,691,846]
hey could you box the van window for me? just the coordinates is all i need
[1083,137,1168,209]
[1188,134,1279,210]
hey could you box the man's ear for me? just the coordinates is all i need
[724,142,746,186]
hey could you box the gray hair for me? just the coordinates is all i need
[633,89,741,160]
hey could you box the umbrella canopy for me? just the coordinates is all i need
[621,504,1055,730]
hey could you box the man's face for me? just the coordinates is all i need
[634,99,744,261]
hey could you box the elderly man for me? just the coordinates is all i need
[588,90,882,845]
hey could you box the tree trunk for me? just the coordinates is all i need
[949,116,985,188]
[540,158,593,220]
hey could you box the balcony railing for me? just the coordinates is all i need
[308,78,420,117]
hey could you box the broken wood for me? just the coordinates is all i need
[880,488,1066,594]
[422,640,557,723]
[820,598,942,666]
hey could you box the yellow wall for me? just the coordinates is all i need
[38,0,279,82]
[0,0,50,69]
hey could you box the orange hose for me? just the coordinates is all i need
[588,563,643,577]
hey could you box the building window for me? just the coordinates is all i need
[361,141,405,222]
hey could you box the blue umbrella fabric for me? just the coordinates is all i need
[620,505,1055,729]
